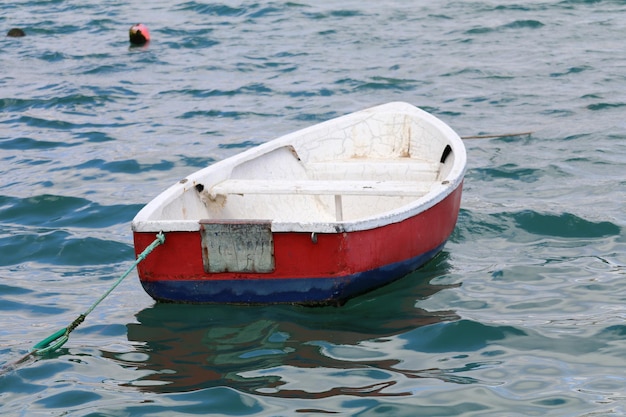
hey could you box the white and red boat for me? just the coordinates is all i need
[132,102,466,305]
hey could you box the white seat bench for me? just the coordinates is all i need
[306,160,440,181]
[209,179,430,197]
[209,179,431,221]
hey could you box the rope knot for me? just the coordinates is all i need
[66,314,86,334]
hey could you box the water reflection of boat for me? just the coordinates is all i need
[106,255,461,396]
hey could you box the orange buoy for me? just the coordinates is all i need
[129,23,150,45]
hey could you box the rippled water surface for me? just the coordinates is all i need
[1,1,626,416]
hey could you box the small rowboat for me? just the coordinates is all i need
[132,102,466,305]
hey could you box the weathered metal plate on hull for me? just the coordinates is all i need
[200,220,275,273]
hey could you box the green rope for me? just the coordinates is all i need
[31,232,165,356]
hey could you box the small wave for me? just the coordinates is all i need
[0,194,143,229]
[178,155,217,168]
[178,109,273,120]
[550,66,592,77]
[494,5,534,11]
[38,50,68,62]
[453,209,508,242]
[174,1,247,16]
[0,93,110,114]
[292,111,339,123]
[72,131,116,143]
[99,159,174,174]
[470,164,541,183]
[247,6,283,19]
[0,229,132,266]
[512,210,621,238]
[0,296,66,316]
[218,140,264,149]
[328,9,363,18]
[166,83,274,99]
[465,19,544,36]
[456,209,621,242]
[11,115,76,130]
[303,9,364,20]
[335,76,419,93]
[357,76,420,92]
[70,158,175,175]
[288,88,334,98]
[597,325,626,340]
[465,27,494,35]
[0,137,78,151]
[558,0,603,5]
[587,102,626,111]
[32,389,103,410]
[501,20,545,30]
[80,64,126,75]
[0,283,32,297]
[401,320,526,353]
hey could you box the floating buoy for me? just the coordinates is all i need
[129,23,150,45]
[7,28,26,37]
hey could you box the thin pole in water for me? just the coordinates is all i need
[461,131,533,140]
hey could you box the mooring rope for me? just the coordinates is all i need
[1,232,166,373]
[31,232,165,356]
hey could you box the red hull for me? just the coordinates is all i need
[133,183,462,304]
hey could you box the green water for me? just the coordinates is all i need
[1,0,626,415]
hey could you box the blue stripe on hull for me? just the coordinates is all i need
[141,243,446,305]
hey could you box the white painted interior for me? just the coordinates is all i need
[132,102,467,234]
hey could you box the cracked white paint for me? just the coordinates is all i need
[132,102,466,234]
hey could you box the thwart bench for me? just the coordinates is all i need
[208,160,439,221]
[209,179,432,222]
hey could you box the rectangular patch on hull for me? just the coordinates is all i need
[200,220,275,273]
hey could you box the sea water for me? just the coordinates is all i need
[1,1,625,415]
